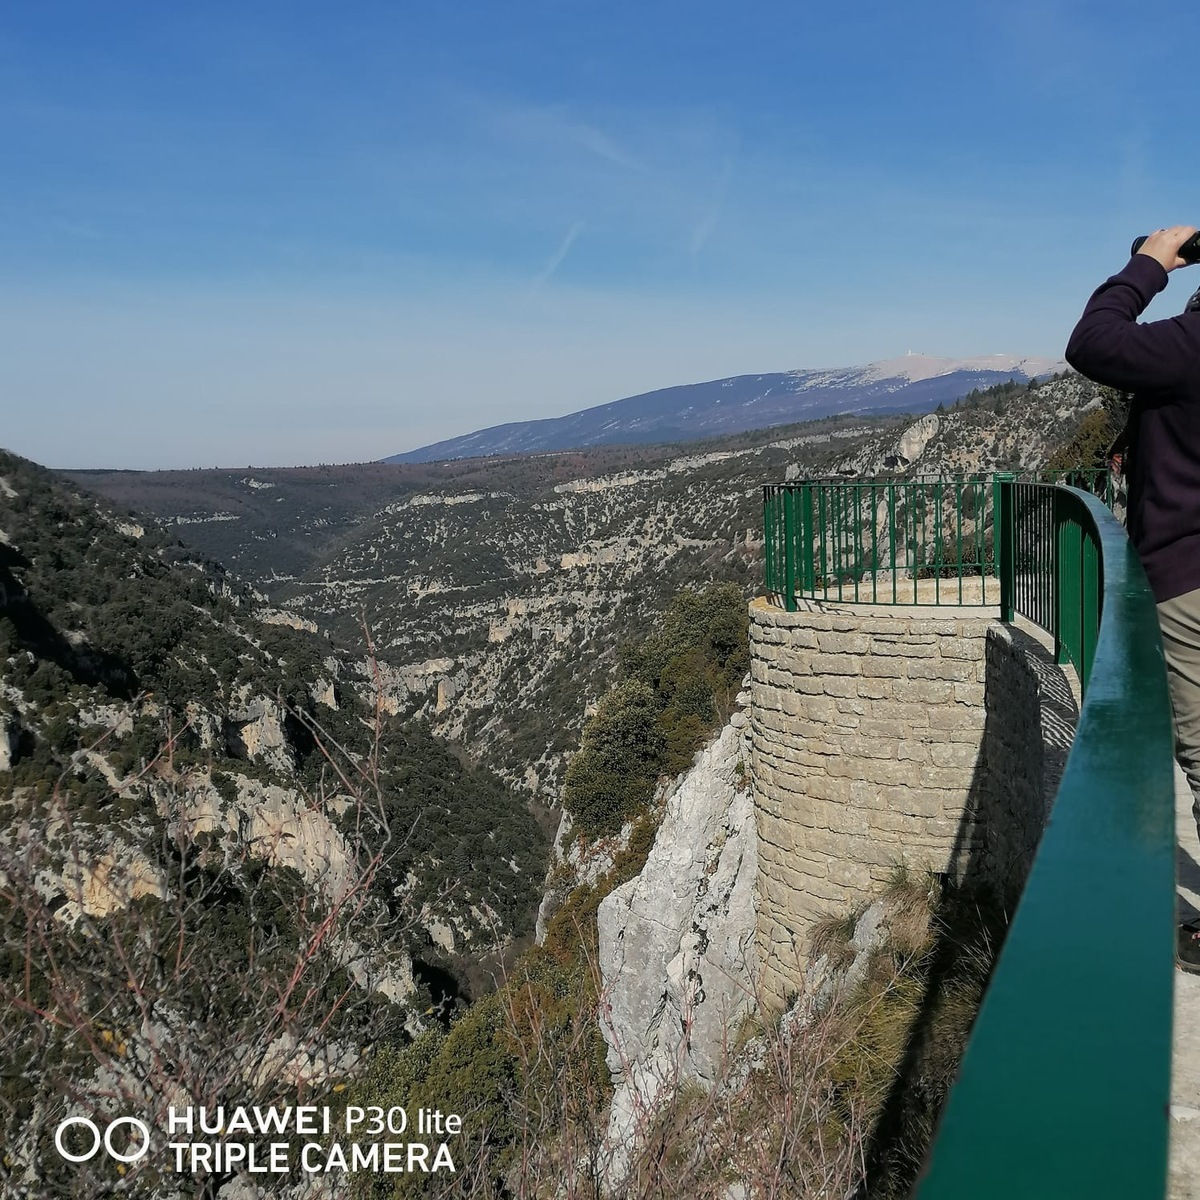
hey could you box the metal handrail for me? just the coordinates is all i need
[764,471,1117,614]
[998,479,1103,693]
[914,488,1175,1197]
[761,475,1175,1195]
[763,475,996,607]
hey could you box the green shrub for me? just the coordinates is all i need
[562,582,750,837]
[561,679,663,839]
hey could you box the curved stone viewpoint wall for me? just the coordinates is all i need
[749,596,1078,1011]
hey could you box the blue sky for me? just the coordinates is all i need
[1,1,1197,468]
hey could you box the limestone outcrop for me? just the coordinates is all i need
[897,413,940,463]
[226,687,295,774]
[596,695,758,1178]
[161,770,416,1000]
[0,714,15,772]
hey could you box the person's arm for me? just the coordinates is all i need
[1066,225,1200,391]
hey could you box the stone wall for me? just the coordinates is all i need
[970,622,1078,907]
[749,597,1077,1011]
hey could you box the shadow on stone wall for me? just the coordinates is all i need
[855,623,1079,1198]
[945,624,1079,910]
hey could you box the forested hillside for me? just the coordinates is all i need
[0,448,546,1193]
[73,373,1114,804]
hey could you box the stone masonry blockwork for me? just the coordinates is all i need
[748,598,1078,1012]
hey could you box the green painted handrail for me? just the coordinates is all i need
[762,476,999,607]
[761,476,1174,1196]
[763,471,1117,613]
[914,488,1175,1198]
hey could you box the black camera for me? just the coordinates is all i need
[1131,232,1200,263]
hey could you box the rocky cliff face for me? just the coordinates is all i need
[596,693,758,1178]
[829,372,1106,477]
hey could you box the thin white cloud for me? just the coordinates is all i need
[559,116,646,173]
[690,157,736,258]
[457,89,651,174]
[533,220,584,288]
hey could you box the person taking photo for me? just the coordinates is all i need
[1066,224,1200,970]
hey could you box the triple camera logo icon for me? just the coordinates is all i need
[54,1116,151,1164]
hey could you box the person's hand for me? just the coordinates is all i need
[1136,225,1199,271]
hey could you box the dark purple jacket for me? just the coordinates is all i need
[1065,254,1200,603]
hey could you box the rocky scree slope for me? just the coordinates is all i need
[824,371,1113,478]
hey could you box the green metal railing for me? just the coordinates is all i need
[761,473,1176,1196]
[765,471,1118,694]
[915,487,1175,1199]
[1034,464,1121,509]
[998,477,1104,693]
[763,476,998,606]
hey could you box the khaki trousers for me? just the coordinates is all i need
[1157,587,1200,839]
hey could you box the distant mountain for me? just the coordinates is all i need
[386,354,1067,464]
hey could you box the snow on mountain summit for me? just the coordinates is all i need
[860,353,1067,384]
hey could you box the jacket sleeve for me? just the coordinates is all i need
[1065,256,1200,391]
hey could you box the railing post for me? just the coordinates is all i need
[800,483,815,594]
[995,472,1015,622]
[1081,524,1100,693]
[888,480,898,597]
[1054,490,1067,664]
[783,485,797,612]
[1054,491,1077,670]
[762,486,776,599]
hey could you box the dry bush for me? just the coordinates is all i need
[402,870,999,1200]
[369,938,906,1197]
[809,909,864,972]
[0,704,415,1200]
